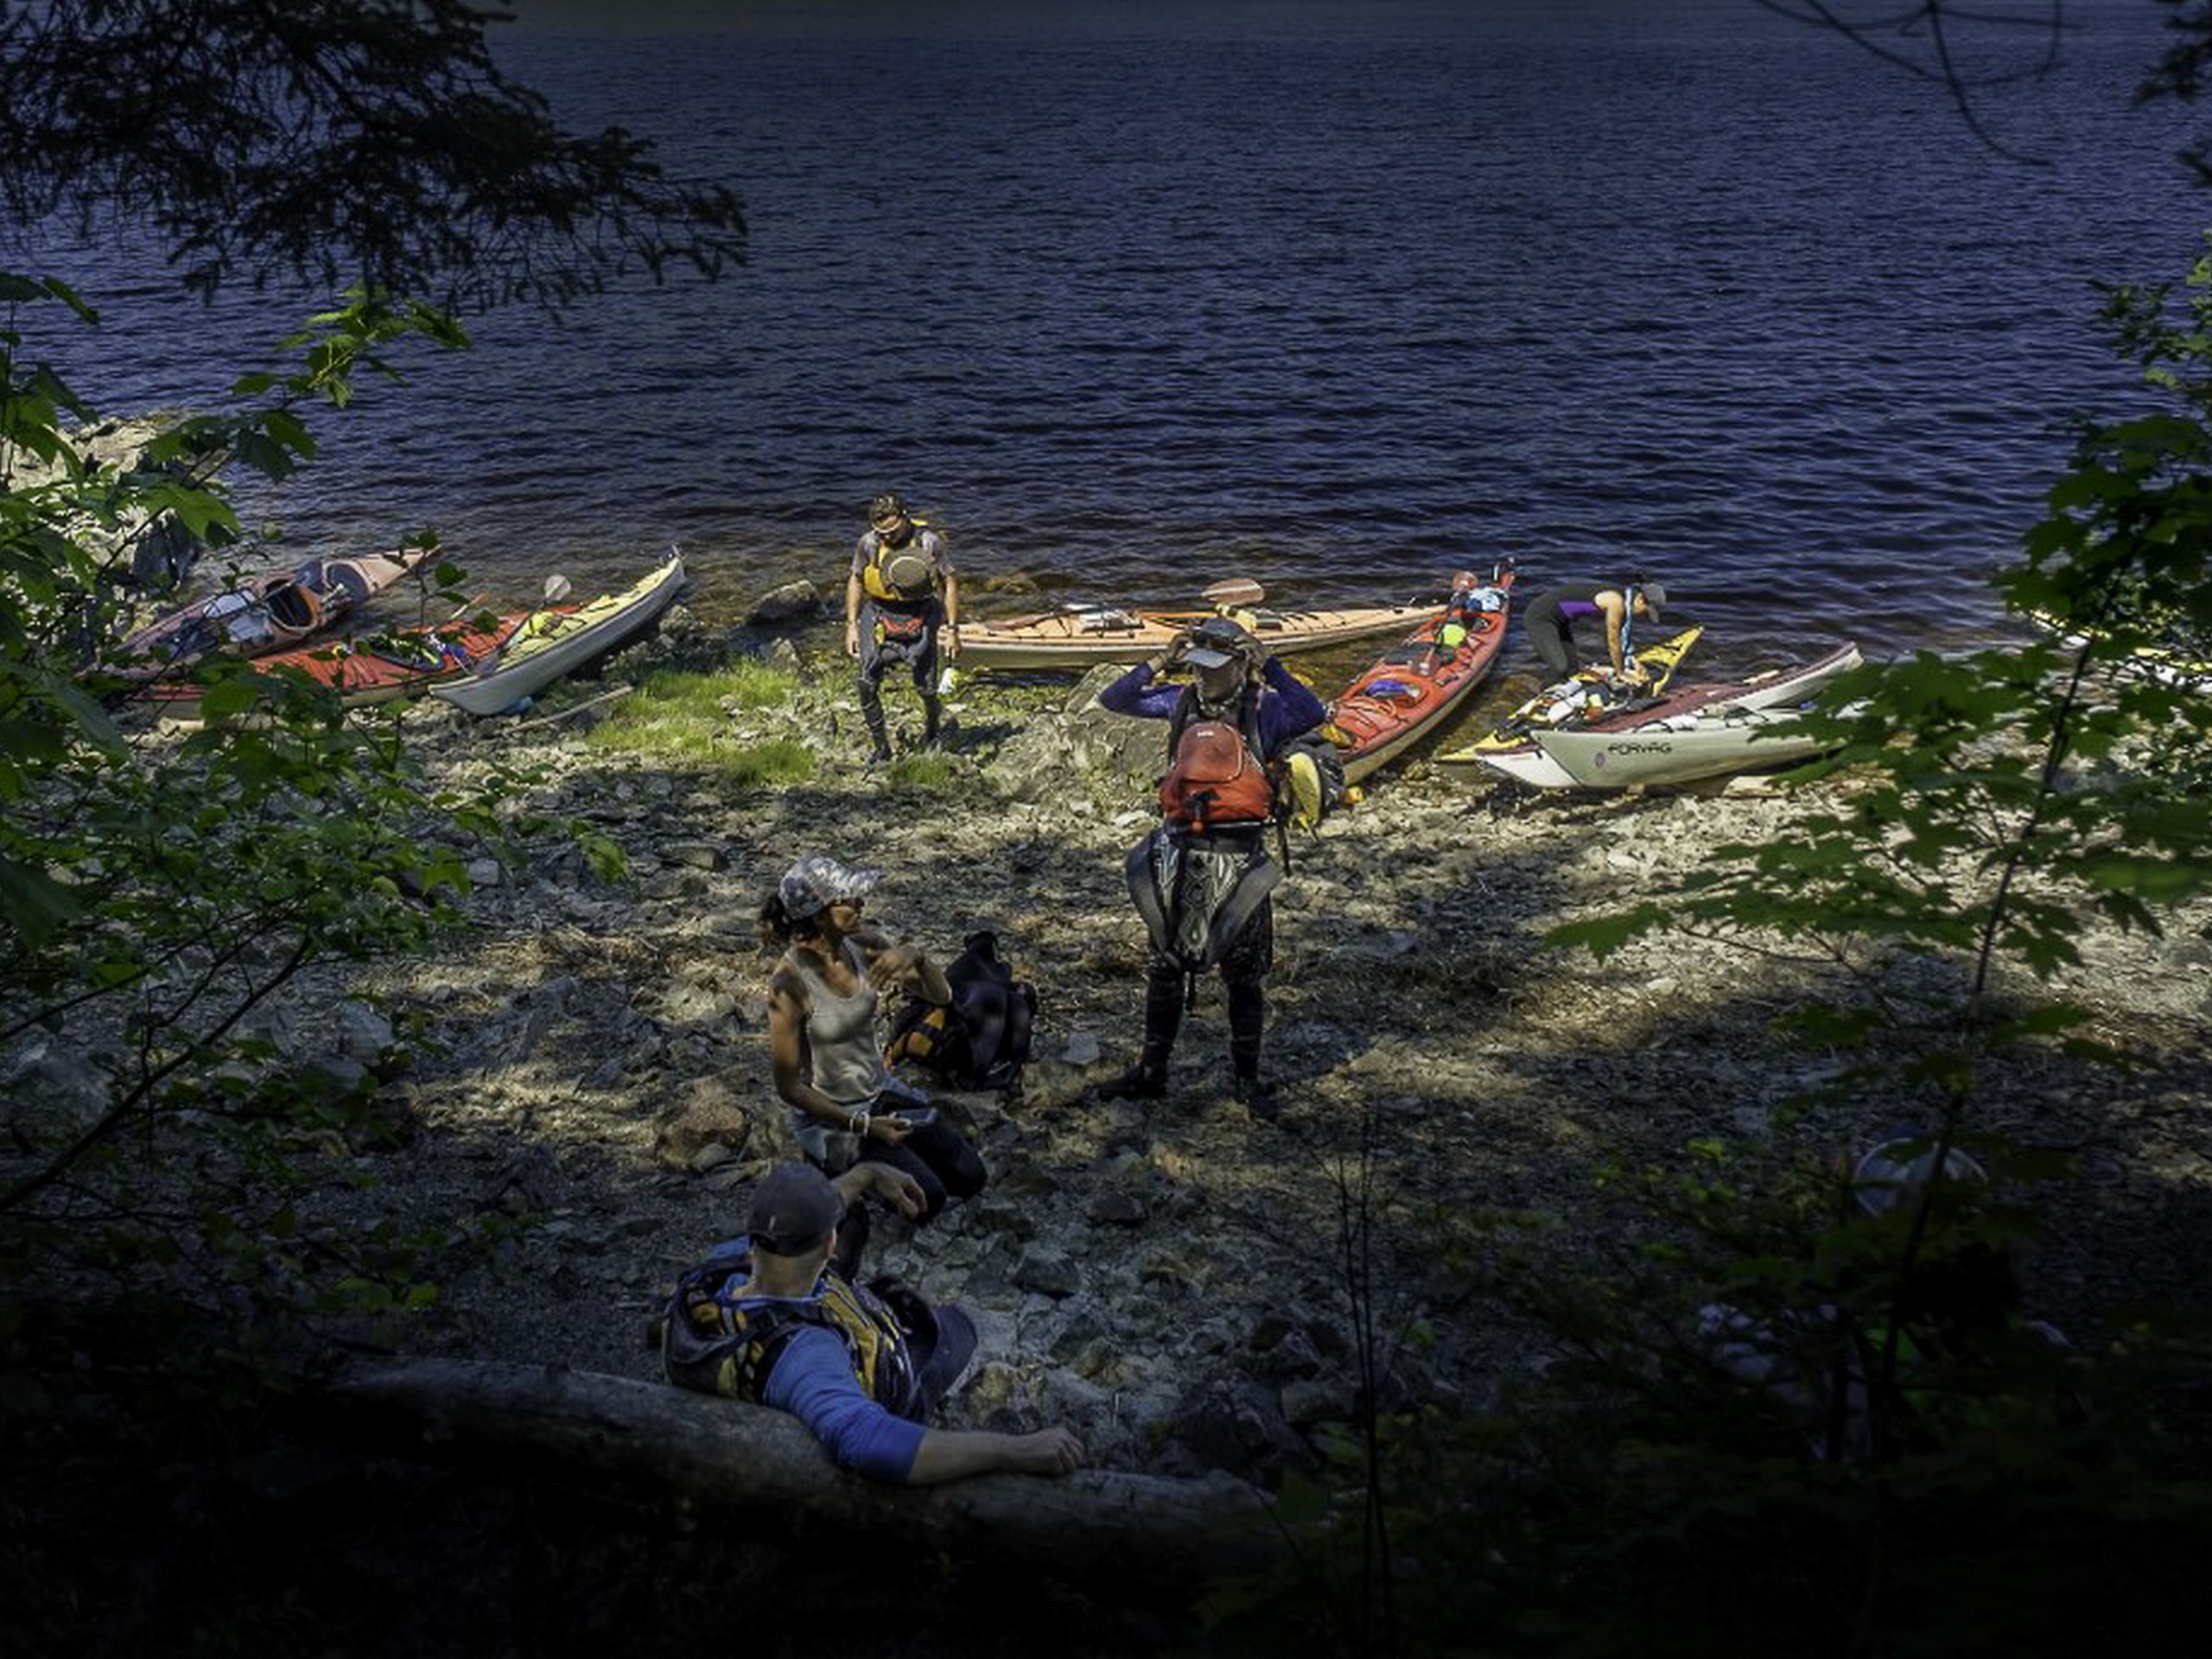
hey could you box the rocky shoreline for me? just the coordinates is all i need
[143,585,2212,1483]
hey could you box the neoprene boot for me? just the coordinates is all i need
[858,678,893,762]
[920,691,943,748]
[1098,958,1184,1100]
[1228,977,1280,1118]
[1232,1073,1281,1119]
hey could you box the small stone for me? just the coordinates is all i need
[662,842,729,872]
[1013,1246,1081,1298]
[1085,1187,1149,1226]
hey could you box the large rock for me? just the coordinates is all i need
[652,1071,766,1172]
[0,1036,113,1146]
[749,581,822,625]
[984,664,1164,803]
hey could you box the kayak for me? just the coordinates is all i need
[1319,569,1516,785]
[1452,640,1863,791]
[959,599,1439,670]
[1533,696,1855,790]
[143,616,521,720]
[432,553,686,716]
[2030,611,2212,696]
[1433,626,1707,786]
[117,545,435,680]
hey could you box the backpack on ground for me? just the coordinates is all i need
[884,930,1038,1094]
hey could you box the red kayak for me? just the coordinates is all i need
[1320,565,1516,785]
[142,614,529,719]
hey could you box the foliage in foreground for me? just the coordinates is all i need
[0,0,746,310]
[1206,234,2212,1656]
[0,278,532,1395]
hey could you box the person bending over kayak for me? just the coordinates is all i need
[1522,578,1668,685]
[663,1160,1086,1485]
[760,855,987,1224]
[1094,614,1325,1118]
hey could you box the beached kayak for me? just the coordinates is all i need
[959,599,1439,670]
[1320,569,1516,785]
[1433,626,1707,787]
[1533,692,1857,790]
[432,553,686,716]
[2029,611,2212,696]
[1447,639,1864,791]
[116,545,435,680]
[143,616,520,720]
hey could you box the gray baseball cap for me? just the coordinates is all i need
[778,854,880,920]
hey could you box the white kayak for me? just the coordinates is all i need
[1470,642,1864,791]
[1533,702,1842,789]
[432,551,687,716]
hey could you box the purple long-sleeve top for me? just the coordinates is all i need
[1097,656,1325,758]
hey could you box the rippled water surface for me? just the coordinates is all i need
[29,1,2209,679]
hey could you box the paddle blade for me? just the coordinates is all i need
[1203,577,1266,609]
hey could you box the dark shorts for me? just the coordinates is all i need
[855,1107,988,1220]
[1524,595,1581,677]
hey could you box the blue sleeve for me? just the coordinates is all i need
[1098,662,1179,719]
[1256,658,1326,754]
[760,1325,926,1483]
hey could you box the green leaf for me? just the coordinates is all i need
[0,855,83,948]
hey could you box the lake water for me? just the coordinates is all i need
[26,0,2209,680]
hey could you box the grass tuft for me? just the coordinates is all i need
[584,664,810,777]
[886,753,959,791]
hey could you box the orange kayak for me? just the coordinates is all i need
[142,615,528,719]
[1321,569,1516,785]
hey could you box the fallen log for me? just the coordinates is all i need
[308,1354,1284,1600]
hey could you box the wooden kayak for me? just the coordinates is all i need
[959,600,1438,671]
[1447,639,1866,791]
[116,545,436,680]
[1433,626,1707,788]
[1319,569,1516,785]
[143,616,523,720]
[432,553,686,716]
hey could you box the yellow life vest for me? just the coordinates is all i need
[861,519,939,603]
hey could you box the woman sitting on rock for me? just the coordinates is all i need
[759,855,987,1223]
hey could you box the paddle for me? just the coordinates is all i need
[474,574,573,675]
[1202,577,1266,610]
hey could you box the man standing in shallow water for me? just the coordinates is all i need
[845,493,959,765]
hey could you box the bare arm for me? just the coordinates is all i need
[844,571,866,657]
[856,931,951,1006]
[905,1425,1087,1486]
[1598,590,1630,673]
[832,1162,926,1218]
